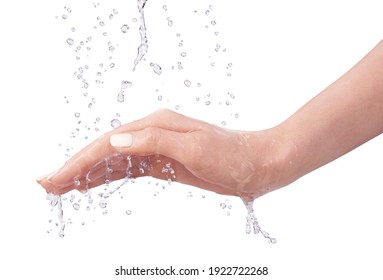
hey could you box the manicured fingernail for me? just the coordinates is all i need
[110,133,133,147]
[36,172,56,183]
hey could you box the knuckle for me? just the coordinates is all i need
[143,127,162,149]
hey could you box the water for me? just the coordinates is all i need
[241,196,277,244]
[47,1,270,241]
[117,80,132,103]
[132,0,148,71]
[46,194,65,238]
[150,62,162,75]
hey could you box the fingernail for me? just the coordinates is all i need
[36,171,56,183]
[110,133,133,147]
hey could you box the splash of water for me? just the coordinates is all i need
[241,196,277,244]
[133,0,148,71]
[47,194,66,238]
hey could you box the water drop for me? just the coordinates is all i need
[180,52,187,57]
[73,178,81,188]
[150,63,162,75]
[121,24,129,33]
[99,200,107,209]
[162,5,167,11]
[167,17,173,26]
[157,95,162,101]
[220,203,226,209]
[126,210,132,215]
[121,80,132,89]
[184,80,191,87]
[66,38,74,45]
[74,112,81,118]
[73,203,80,210]
[71,27,76,32]
[110,119,121,129]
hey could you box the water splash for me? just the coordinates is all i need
[241,196,277,244]
[133,0,148,71]
[47,194,66,238]
[117,80,132,103]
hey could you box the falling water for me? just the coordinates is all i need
[241,196,277,244]
[132,0,148,71]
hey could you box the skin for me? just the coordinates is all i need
[37,40,383,200]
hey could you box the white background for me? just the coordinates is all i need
[1,0,383,279]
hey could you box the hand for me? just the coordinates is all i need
[37,109,288,199]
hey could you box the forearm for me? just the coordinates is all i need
[277,40,383,185]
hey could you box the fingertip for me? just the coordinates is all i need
[110,133,133,148]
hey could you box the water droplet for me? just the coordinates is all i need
[150,63,162,75]
[66,38,74,45]
[113,9,118,15]
[211,20,216,26]
[121,24,129,33]
[220,203,227,209]
[121,80,132,89]
[162,5,167,11]
[99,200,107,209]
[126,210,132,215]
[111,119,121,129]
[73,203,80,210]
[157,95,162,101]
[167,17,173,26]
[205,101,211,105]
[99,21,105,27]
[184,80,191,87]
[71,27,76,32]
[74,112,81,118]
[180,52,187,57]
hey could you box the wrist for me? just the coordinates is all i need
[244,126,300,198]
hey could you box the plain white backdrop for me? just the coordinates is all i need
[1,0,383,279]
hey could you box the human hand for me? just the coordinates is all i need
[37,109,289,199]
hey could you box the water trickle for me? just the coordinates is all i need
[133,0,148,71]
[241,197,276,244]
[47,194,65,238]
